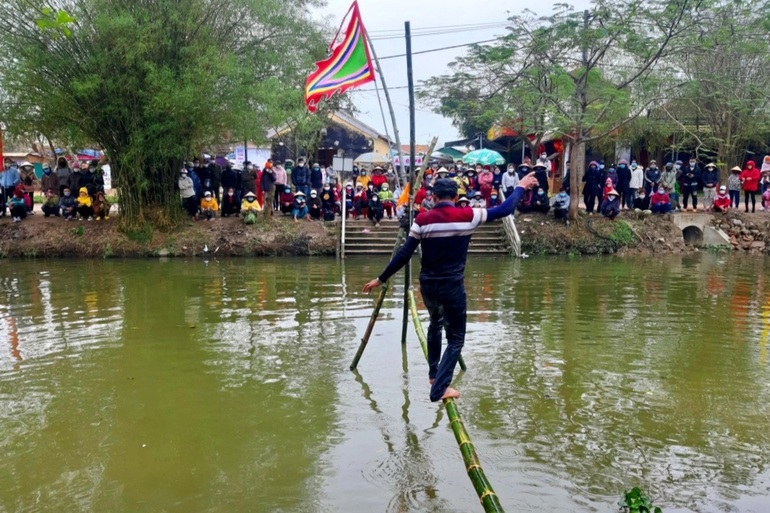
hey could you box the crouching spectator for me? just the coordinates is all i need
[59,187,76,220]
[763,186,770,212]
[241,191,261,224]
[221,187,240,217]
[279,186,294,215]
[551,188,570,221]
[41,189,60,217]
[532,187,550,214]
[308,190,323,220]
[650,187,672,214]
[368,192,384,227]
[633,188,650,211]
[379,183,395,218]
[199,191,218,221]
[76,187,94,220]
[292,192,310,222]
[600,189,621,220]
[8,190,27,223]
[713,185,731,213]
[93,192,111,220]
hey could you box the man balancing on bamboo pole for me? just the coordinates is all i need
[363,173,539,401]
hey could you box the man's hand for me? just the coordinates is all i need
[362,278,382,293]
[517,172,539,191]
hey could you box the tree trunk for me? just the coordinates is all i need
[569,136,585,220]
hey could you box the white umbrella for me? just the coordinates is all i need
[354,152,390,165]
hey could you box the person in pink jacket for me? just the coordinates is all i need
[271,161,288,211]
[477,165,495,204]
[740,160,761,213]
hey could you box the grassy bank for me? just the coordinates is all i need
[0,214,338,258]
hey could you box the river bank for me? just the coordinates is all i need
[0,214,338,258]
[0,209,768,258]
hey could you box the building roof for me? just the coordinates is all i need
[400,144,430,155]
[267,110,390,142]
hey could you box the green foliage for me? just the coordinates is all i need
[0,0,327,230]
[609,220,636,247]
[620,487,662,513]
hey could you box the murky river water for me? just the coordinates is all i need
[1,255,769,513]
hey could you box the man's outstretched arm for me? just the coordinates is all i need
[362,235,420,293]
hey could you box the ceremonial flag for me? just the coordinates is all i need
[396,183,411,208]
[305,1,375,112]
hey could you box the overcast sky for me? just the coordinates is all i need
[317,0,591,148]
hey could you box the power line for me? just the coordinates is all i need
[378,38,499,60]
[369,23,509,41]
[366,21,508,35]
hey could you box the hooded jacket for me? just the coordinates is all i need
[740,161,760,192]
[582,162,603,194]
[76,187,92,208]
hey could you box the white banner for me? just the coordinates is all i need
[392,155,424,167]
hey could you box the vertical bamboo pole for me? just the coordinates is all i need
[408,291,499,512]
[400,20,416,346]
[349,228,405,370]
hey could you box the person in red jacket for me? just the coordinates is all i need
[713,185,731,213]
[740,160,760,213]
[602,177,614,202]
[370,166,387,191]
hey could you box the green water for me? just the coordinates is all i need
[0,255,769,513]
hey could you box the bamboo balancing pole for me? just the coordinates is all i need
[350,228,405,370]
[407,290,503,513]
[407,290,466,371]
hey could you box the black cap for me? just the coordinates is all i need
[433,178,458,199]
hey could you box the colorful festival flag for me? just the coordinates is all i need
[305,1,375,113]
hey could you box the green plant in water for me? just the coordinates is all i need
[620,487,662,513]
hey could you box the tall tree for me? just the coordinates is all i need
[0,0,326,230]
[661,0,770,171]
[421,0,703,219]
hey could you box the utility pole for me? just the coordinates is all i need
[401,21,415,346]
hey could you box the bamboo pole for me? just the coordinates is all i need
[349,228,405,370]
[408,290,466,371]
[407,290,503,513]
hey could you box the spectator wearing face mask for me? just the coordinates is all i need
[600,188,621,220]
[681,157,701,211]
[221,187,240,217]
[551,188,570,222]
[714,185,731,213]
[628,159,643,207]
[701,163,720,212]
[59,187,77,220]
[633,188,650,212]
[616,160,631,208]
[644,160,661,197]
[740,160,760,213]
[502,165,519,197]
[368,190,385,227]
[178,168,198,218]
[650,186,672,214]
[291,158,310,197]
[532,187,550,214]
[279,186,295,215]
[582,161,603,214]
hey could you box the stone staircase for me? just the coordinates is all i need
[342,218,510,256]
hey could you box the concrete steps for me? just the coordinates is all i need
[342,218,510,256]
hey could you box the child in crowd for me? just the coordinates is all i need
[93,191,111,220]
[76,187,94,220]
[59,187,76,220]
[421,188,435,211]
[344,184,354,218]
[378,183,394,219]
[763,186,770,213]
[470,191,485,209]
[279,186,294,215]
[8,189,27,222]
[633,188,650,211]
[241,192,261,223]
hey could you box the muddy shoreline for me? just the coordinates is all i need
[0,210,766,258]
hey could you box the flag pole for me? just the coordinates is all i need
[400,20,416,346]
[363,27,408,189]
